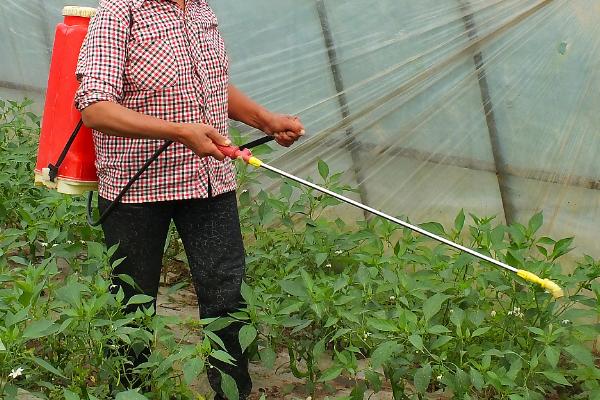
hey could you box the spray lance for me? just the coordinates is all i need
[216,141,564,300]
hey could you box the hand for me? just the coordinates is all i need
[175,123,231,161]
[262,113,305,147]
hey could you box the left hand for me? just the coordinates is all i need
[262,113,305,147]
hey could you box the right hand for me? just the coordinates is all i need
[175,123,231,161]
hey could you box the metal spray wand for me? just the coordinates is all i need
[217,143,564,299]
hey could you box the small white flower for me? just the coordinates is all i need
[508,311,513,316]
[52,244,58,248]
[325,264,332,268]
[561,319,570,325]
[40,242,48,248]
[389,296,396,301]
[436,374,443,381]
[242,190,248,194]
[67,240,74,245]
[80,240,86,244]
[335,250,343,255]
[109,284,119,291]
[490,310,496,317]
[9,367,24,379]
[449,309,454,313]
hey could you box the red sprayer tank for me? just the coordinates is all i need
[35,6,97,195]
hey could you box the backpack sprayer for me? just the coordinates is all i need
[35,7,563,300]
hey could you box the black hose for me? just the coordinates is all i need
[87,140,173,226]
[86,136,275,227]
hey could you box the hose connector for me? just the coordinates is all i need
[517,270,564,299]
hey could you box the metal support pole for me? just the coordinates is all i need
[315,0,370,216]
[458,0,516,225]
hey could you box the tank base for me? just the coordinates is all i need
[34,169,98,195]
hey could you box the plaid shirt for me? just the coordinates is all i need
[75,0,235,203]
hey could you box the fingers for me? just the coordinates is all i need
[205,128,231,147]
[274,131,297,147]
[206,142,226,161]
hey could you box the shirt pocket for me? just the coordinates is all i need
[126,39,178,91]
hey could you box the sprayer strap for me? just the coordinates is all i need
[48,119,84,182]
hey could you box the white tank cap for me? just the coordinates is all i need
[62,6,97,18]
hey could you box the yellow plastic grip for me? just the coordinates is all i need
[247,157,263,167]
[517,270,564,299]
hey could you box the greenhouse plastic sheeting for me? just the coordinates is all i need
[2,0,599,258]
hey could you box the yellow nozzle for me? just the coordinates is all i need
[517,270,564,299]
[247,157,262,168]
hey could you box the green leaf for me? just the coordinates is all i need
[221,372,240,400]
[540,371,571,386]
[414,364,432,393]
[470,368,485,390]
[367,318,397,332]
[279,279,307,298]
[183,358,205,385]
[450,307,465,328]
[238,325,257,353]
[471,327,490,338]
[318,159,330,180]
[318,366,343,382]
[205,331,227,350]
[0,338,5,351]
[528,212,543,235]
[565,344,594,367]
[551,237,574,260]
[422,293,449,321]
[454,209,466,233]
[314,252,328,267]
[371,341,402,369]
[545,346,560,368]
[23,319,56,339]
[428,325,451,334]
[365,370,382,392]
[64,389,81,400]
[260,347,276,370]
[408,334,423,350]
[126,294,154,306]
[115,390,149,400]
[420,222,446,237]
[33,357,66,379]
[210,350,236,366]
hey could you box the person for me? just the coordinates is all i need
[74,0,305,398]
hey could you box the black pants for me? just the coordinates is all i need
[99,191,251,398]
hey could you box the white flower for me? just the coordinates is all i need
[325,264,332,268]
[67,240,74,245]
[335,250,343,255]
[561,319,570,325]
[508,307,523,318]
[389,296,396,301]
[242,190,248,194]
[80,240,86,244]
[490,310,496,317]
[436,374,443,381]
[449,309,454,313]
[40,242,49,247]
[52,244,58,248]
[9,367,24,379]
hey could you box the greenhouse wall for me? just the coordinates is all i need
[2,0,599,258]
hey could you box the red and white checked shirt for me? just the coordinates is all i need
[75,0,235,203]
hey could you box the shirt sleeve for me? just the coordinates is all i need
[74,7,129,111]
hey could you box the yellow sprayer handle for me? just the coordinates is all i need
[517,270,564,299]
